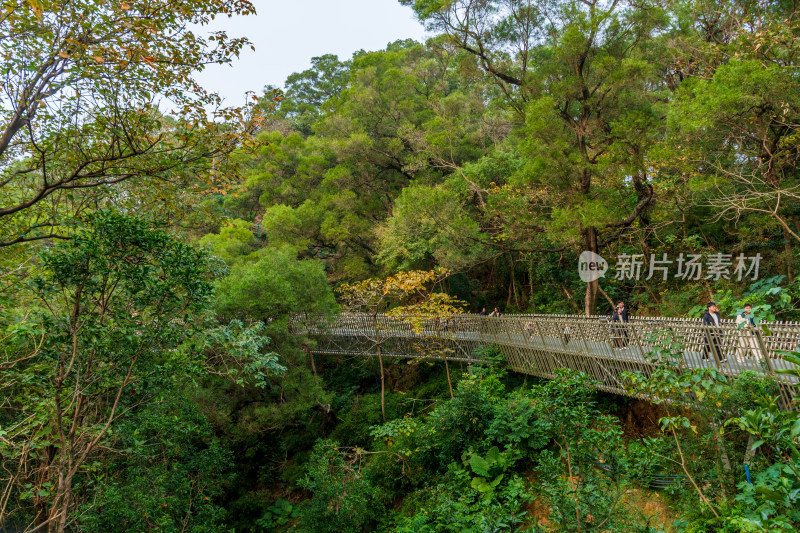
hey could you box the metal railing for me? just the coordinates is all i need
[291,313,800,406]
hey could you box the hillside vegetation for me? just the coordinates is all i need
[2,0,800,531]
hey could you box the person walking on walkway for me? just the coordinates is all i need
[562,323,571,346]
[702,302,727,363]
[611,300,629,349]
[478,307,487,316]
[735,303,760,360]
[489,307,501,317]
[735,303,755,328]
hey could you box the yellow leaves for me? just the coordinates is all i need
[201,184,233,197]
[121,2,131,9]
[26,0,44,19]
[59,51,70,59]
[142,56,156,67]
[338,268,461,319]
[381,269,448,297]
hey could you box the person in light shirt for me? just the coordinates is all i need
[735,303,760,359]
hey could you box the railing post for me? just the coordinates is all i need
[752,325,796,408]
[701,325,722,371]
[755,326,775,375]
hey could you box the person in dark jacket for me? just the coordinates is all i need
[611,300,629,348]
[702,302,727,363]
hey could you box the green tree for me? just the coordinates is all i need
[404,0,667,314]
[76,400,235,533]
[278,54,351,136]
[298,440,383,533]
[0,0,260,246]
[378,183,489,272]
[529,371,629,531]
[214,246,339,323]
[661,1,800,281]
[0,212,220,532]
[241,39,495,281]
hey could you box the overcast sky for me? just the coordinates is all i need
[194,0,429,105]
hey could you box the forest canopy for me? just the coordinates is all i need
[2,0,800,531]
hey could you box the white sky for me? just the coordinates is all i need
[194,0,429,105]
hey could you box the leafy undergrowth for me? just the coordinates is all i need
[237,339,795,533]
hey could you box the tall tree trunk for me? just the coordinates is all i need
[437,329,454,399]
[377,344,386,422]
[303,344,318,377]
[584,226,599,316]
[500,251,514,307]
[528,257,535,311]
[372,315,386,422]
[508,252,521,308]
[46,464,73,533]
[52,479,72,533]
[443,356,453,399]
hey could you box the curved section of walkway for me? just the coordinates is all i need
[292,313,800,405]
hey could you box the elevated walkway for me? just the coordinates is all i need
[291,313,800,406]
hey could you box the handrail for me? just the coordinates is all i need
[291,312,800,407]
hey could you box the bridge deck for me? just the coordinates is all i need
[292,314,800,406]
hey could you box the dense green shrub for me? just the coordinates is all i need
[77,400,234,532]
[298,440,384,533]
